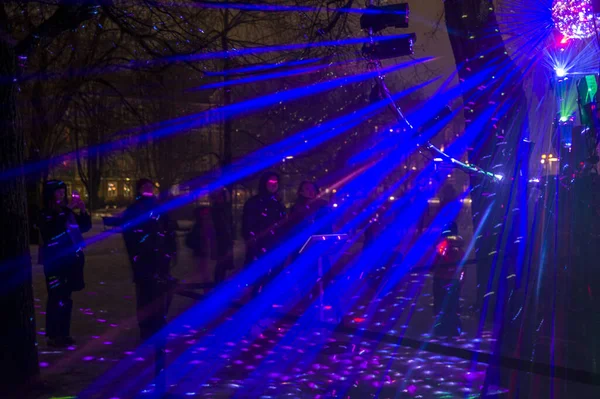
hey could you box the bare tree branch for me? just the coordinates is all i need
[15,4,98,55]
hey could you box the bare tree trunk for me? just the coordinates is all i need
[445,0,531,391]
[0,39,40,389]
[86,127,103,211]
[221,4,235,236]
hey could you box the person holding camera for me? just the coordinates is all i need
[37,180,91,347]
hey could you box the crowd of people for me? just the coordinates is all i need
[35,172,466,348]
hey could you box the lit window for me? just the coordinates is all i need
[123,183,132,198]
[108,182,118,198]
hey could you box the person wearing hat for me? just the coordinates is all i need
[242,172,286,297]
[121,178,177,341]
[37,180,91,347]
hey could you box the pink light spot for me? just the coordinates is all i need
[83,356,95,361]
[189,360,201,365]
[37,331,46,336]
[39,312,46,315]
[124,351,134,355]
[67,346,76,351]
[39,362,49,368]
[407,384,417,395]
[103,341,112,345]
[110,324,118,327]
[97,319,106,323]
[134,357,145,361]
[92,336,100,339]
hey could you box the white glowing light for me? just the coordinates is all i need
[555,67,567,77]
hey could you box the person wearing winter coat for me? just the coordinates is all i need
[432,221,465,337]
[288,181,331,238]
[186,205,215,284]
[242,172,286,296]
[38,180,91,347]
[122,179,177,341]
[286,181,334,302]
[211,188,235,284]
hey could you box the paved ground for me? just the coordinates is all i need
[23,220,599,398]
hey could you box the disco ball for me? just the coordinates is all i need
[552,0,599,39]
